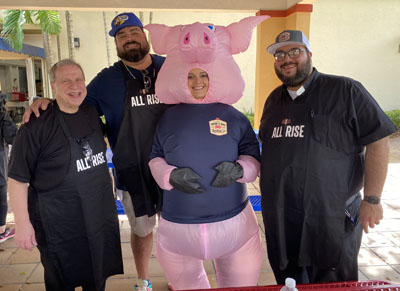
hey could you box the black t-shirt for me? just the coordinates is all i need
[8,101,104,191]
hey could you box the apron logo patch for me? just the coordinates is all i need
[209,118,227,136]
[271,123,305,139]
[131,94,162,107]
[76,152,106,172]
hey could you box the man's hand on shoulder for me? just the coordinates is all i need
[22,98,52,124]
[359,199,383,233]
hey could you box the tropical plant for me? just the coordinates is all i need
[386,109,400,131]
[242,108,255,128]
[1,10,61,70]
[1,10,61,51]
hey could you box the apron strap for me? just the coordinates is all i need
[55,102,72,139]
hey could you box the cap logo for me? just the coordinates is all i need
[279,32,290,42]
[114,15,129,27]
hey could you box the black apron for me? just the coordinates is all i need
[30,105,123,289]
[260,85,363,271]
[112,58,170,217]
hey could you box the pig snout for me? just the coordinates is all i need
[178,23,217,64]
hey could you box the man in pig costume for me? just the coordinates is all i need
[146,16,269,290]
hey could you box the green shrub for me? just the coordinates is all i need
[242,108,254,128]
[386,110,400,130]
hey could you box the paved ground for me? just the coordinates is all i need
[0,136,399,290]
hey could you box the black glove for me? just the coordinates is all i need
[211,162,243,188]
[169,168,204,194]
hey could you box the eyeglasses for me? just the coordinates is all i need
[273,48,308,61]
[141,70,151,93]
[77,138,93,167]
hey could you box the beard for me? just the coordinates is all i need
[117,41,150,62]
[275,56,312,88]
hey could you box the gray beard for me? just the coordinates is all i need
[275,57,312,88]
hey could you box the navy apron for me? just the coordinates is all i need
[31,105,123,290]
[260,84,362,272]
[112,58,170,217]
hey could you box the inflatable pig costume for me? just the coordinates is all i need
[146,16,269,289]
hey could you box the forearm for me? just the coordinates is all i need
[363,137,390,198]
[236,155,260,183]
[149,157,176,190]
[8,178,30,225]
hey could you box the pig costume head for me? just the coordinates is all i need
[144,16,269,105]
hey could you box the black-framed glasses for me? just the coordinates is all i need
[141,69,151,93]
[77,138,93,166]
[273,48,308,61]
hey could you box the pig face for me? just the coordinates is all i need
[145,16,269,105]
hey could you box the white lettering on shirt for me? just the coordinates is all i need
[271,125,305,139]
[131,95,145,107]
[76,152,106,172]
[146,94,161,105]
[131,94,162,107]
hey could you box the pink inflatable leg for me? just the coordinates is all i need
[156,241,210,290]
[214,216,264,287]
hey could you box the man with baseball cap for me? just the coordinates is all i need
[23,12,168,291]
[259,30,397,284]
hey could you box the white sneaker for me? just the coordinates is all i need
[134,279,152,291]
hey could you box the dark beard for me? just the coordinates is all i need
[275,56,312,88]
[117,41,150,62]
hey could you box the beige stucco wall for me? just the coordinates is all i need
[309,0,400,111]
[69,11,119,81]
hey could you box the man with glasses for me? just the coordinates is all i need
[259,30,397,284]
[8,59,123,291]
[23,12,168,291]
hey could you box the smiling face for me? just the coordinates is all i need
[187,68,209,100]
[274,44,313,90]
[51,65,86,113]
[114,26,150,63]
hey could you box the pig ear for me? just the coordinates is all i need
[145,24,171,55]
[227,15,270,54]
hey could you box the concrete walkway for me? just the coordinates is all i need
[0,137,399,290]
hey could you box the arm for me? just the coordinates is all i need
[236,155,260,183]
[8,178,37,251]
[359,137,390,233]
[2,112,18,144]
[22,98,52,124]
[149,157,176,190]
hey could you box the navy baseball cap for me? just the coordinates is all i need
[109,12,143,37]
[267,30,310,54]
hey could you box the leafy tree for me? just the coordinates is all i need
[1,10,61,51]
[1,10,62,79]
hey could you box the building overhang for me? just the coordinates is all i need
[0,38,45,60]
[0,0,304,12]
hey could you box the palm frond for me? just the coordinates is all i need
[0,10,26,51]
[23,10,35,24]
[34,10,61,35]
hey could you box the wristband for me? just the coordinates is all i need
[363,196,381,204]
